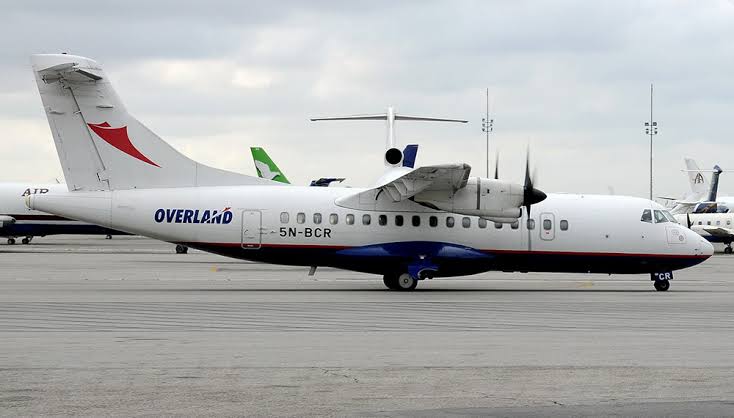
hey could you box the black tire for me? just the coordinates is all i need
[7,238,15,245]
[725,246,732,254]
[21,237,30,245]
[396,273,418,291]
[654,280,670,292]
[175,245,188,254]
[383,274,399,290]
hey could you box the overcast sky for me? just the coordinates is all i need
[1,1,733,198]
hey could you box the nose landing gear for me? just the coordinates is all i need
[651,272,672,292]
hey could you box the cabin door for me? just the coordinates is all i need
[241,210,262,249]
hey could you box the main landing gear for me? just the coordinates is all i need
[21,236,33,245]
[383,273,418,291]
[175,244,189,254]
[651,272,672,292]
[724,244,732,254]
[7,238,15,245]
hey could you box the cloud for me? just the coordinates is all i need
[1,0,734,199]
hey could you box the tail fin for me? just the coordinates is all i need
[250,147,289,184]
[31,54,273,191]
[707,165,723,202]
[684,158,708,198]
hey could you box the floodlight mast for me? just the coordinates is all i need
[644,84,658,201]
[310,106,468,152]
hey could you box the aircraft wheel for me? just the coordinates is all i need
[7,238,15,245]
[654,280,670,292]
[106,234,112,240]
[725,246,732,254]
[396,273,418,291]
[21,237,31,245]
[175,244,189,254]
[383,274,399,290]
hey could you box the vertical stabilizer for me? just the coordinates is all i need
[31,54,273,191]
[684,158,707,199]
[250,147,290,184]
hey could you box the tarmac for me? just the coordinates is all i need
[1,235,734,417]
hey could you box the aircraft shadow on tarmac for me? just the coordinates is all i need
[124,287,700,293]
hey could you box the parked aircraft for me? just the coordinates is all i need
[26,54,712,291]
[0,182,123,244]
[250,145,418,186]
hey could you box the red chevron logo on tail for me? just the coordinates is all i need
[87,122,160,167]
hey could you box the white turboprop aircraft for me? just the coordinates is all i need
[26,54,712,291]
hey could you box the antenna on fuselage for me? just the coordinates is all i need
[310,106,467,166]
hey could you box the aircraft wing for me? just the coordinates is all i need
[362,163,471,202]
[701,227,734,238]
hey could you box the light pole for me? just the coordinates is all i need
[481,88,494,178]
[644,83,658,201]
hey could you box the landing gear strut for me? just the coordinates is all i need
[175,244,189,254]
[383,273,418,291]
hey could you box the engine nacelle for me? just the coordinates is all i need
[414,177,524,219]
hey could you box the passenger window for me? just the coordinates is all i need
[378,215,387,226]
[412,215,420,227]
[511,221,519,230]
[395,215,404,226]
[728,220,732,226]
[494,222,502,229]
[527,219,535,230]
[543,219,552,230]
[362,214,371,225]
[346,214,355,225]
[640,209,652,223]
[653,210,667,224]
[280,212,289,224]
[698,221,702,225]
[716,220,721,226]
[329,213,338,225]
[429,216,438,227]
[560,220,569,231]
[707,221,711,226]
[462,217,471,228]
[478,218,487,229]
[446,216,455,228]
[313,213,322,224]
[297,212,306,224]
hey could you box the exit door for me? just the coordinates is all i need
[241,210,261,249]
[539,212,555,241]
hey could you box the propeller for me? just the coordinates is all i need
[686,213,692,229]
[522,149,547,219]
[494,152,499,180]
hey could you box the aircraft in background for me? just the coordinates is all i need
[667,158,733,214]
[26,54,712,291]
[0,182,124,244]
[250,145,418,186]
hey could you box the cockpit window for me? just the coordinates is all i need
[641,209,652,223]
[653,210,668,224]
[663,210,678,223]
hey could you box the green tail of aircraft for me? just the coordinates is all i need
[250,147,290,184]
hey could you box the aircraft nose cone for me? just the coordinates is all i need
[526,188,547,206]
[701,238,714,257]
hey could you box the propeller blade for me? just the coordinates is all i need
[494,152,499,180]
[686,213,692,229]
[522,148,547,219]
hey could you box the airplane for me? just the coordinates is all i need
[25,53,712,292]
[0,182,124,244]
[667,159,733,214]
[250,145,418,186]
[676,212,734,254]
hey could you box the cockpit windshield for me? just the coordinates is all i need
[641,209,652,223]
[650,209,678,224]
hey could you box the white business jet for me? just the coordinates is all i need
[26,54,712,291]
